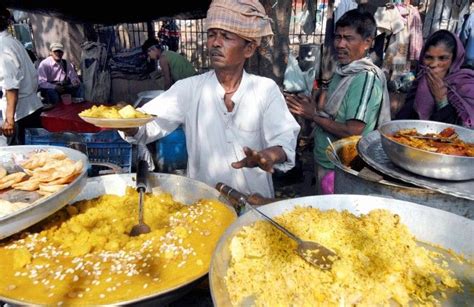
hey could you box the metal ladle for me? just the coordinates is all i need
[216,183,338,270]
[130,160,151,236]
[326,137,343,165]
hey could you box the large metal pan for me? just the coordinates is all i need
[0,145,88,240]
[210,195,473,306]
[326,136,474,219]
[0,173,235,306]
[379,120,474,180]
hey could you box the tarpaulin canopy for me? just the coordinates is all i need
[4,0,211,24]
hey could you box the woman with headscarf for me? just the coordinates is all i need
[396,30,474,128]
[120,0,300,198]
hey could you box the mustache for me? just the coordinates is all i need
[336,49,348,55]
[209,48,224,57]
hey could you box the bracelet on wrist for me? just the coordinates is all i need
[436,97,449,110]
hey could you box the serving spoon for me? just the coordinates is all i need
[326,137,343,165]
[130,160,151,236]
[216,183,338,270]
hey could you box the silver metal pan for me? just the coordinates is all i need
[210,195,473,306]
[0,173,235,306]
[0,145,88,240]
[378,120,474,180]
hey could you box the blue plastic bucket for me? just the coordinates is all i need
[155,126,188,173]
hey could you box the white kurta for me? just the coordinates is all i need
[0,30,43,121]
[121,70,300,198]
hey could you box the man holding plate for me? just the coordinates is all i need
[120,0,300,198]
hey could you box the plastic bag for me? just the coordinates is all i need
[283,54,315,95]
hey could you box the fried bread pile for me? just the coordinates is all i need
[0,151,83,217]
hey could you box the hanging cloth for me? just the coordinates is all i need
[375,5,410,81]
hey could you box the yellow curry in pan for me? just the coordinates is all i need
[0,188,236,305]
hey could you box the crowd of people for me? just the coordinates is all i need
[1,0,473,197]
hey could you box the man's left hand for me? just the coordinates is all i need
[231,146,276,173]
[284,93,314,120]
[2,119,15,137]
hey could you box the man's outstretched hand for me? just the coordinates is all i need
[231,146,286,173]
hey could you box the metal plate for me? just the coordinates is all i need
[358,131,474,201]
[74,173,236,305]
[327,136,474,219]
[79,115,156,128]
[0,145,88,239]
[210,195,474,306]
[0,173,235,306]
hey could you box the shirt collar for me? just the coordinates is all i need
[214,69,249,100]
[0,30,11,38]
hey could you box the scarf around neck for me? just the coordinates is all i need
[413,31,474,128]
[323,57,391,128]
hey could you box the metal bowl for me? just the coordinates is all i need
[209,195,474,306]
[379,120,474,181]
[0,173,235,306]
[326,136,474,219]
[0,145,89,240]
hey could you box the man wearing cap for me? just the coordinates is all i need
[0,6,43,145]
[38,42,83,104]
[141,37,196,90]
[120,0,300,198]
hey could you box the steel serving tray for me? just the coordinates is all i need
[327,136,474,219]
[378,120,474,181]
[0,173,236,306]
[210,195,474,306]
[358,130,474,201]
[0,145,88,240]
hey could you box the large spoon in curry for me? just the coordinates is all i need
[130,160,151,236]
[216,183,338,270]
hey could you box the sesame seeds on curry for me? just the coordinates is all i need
[0,188,236,305]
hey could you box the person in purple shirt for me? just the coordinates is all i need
[37,42,83,104]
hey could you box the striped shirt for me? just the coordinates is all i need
[314,71,383,169]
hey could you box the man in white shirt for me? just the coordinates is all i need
[121,0,300,198]
[0,6,43,145]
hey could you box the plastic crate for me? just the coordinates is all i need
[25,128,132,174]
[155,126,188,173]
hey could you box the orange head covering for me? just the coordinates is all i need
[205,0,273,45]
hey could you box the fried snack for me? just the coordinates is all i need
[8,152,83,194]
[0,166,6,180]
[21,152,67,170]
[0,172,27,190]
[79,104,152,119]
[29,160,81,183]
[39,184,67,193]
[12,179,40,191]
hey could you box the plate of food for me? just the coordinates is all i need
[210,195,473,306]
[0,173,236,305]
[0,146,88,239]
[379,120,474,180]
[79,104,156,128]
